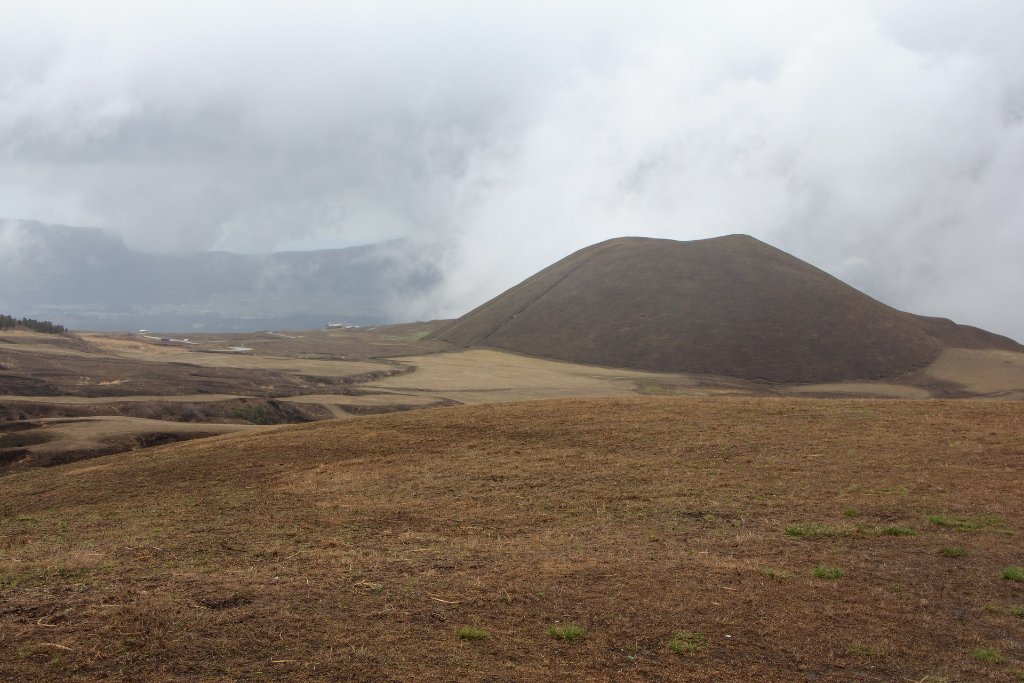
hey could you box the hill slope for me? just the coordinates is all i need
[2,397,1022,681]
[432,235,1021,383]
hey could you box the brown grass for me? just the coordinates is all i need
[366,348,726,403]
[784,382,932,398]
[2,397,1022,681]
[923,348,1024,396]
[83,335,392,378]
[0,416,265,472]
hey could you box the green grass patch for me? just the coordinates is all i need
[847,641,887,658]
[760,566,791,579]
[973,648,1004,664]
[785,523,854,538]
[0,566,93,589]
[456,626,489,641]
[230,404,272,425]
[939,546,967,558]
[842,507,860,517]
[811,566,844,580]
[1011,606,1024,618]
[353,579,383,592]
[547,624,585,641]
[882,525,918,537]
[927,513,1008,532]
[1001,566,1024,582]
[668,631,707,654]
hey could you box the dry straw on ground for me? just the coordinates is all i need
[2,396,1023,681]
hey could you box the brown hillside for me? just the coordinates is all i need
[2,397,1023,681]
[432,236,1021,383]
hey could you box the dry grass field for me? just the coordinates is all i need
[5,324,1024,473]
[0,327,438,469]
[364,349,753,404]
[784,382,933,399]
[0,417,265,472]
[923,349,1024,397]
[2,397,1022,682]
[82,334,394,378]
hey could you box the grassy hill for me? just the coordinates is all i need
[2,397,1022,681]
[432,236,1021,383]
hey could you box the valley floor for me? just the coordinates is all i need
[5,324,1024,473]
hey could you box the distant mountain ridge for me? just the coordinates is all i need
[432,235,1022,383]
[1,220,438,331]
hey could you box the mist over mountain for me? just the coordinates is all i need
[0,220,439,331]
[3,3,1023,339]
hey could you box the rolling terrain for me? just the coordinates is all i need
[432,235,1022,383]
[5,315,1024,472]
[0,325,449,472]
[2,233,1024,681]
[2,397,1022,681]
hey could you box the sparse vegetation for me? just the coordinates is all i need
[927,513,1007,532]
[842,507,860,517]
[940,546,967,558]
[1001,566,1024,582]
[847,642,887,658]
[973,648,1004,664]
[0,431,52,449]
[1,398,1022,681]
[230,404,271,425]
[760,566,791,579]
[0,565,92,589]
[787,522,920,539]
[668,631,707,653]
[785,523,853,538]
[180,404,206,422]
[811,566,845,580]
[1011,606,1024,618]
[547,625,585,641]
[456,626,489,641]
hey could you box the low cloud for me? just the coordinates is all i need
[2,1,1022,338]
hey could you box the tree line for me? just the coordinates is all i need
[0,314,67,335]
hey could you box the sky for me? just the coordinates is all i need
[2,0,1023,338]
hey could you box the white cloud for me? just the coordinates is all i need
[1,0,1022,337]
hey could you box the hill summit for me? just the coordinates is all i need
[432,235,1020,383]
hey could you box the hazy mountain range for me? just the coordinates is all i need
[1,221,439,332]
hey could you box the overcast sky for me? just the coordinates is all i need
[2,0,1022,338]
